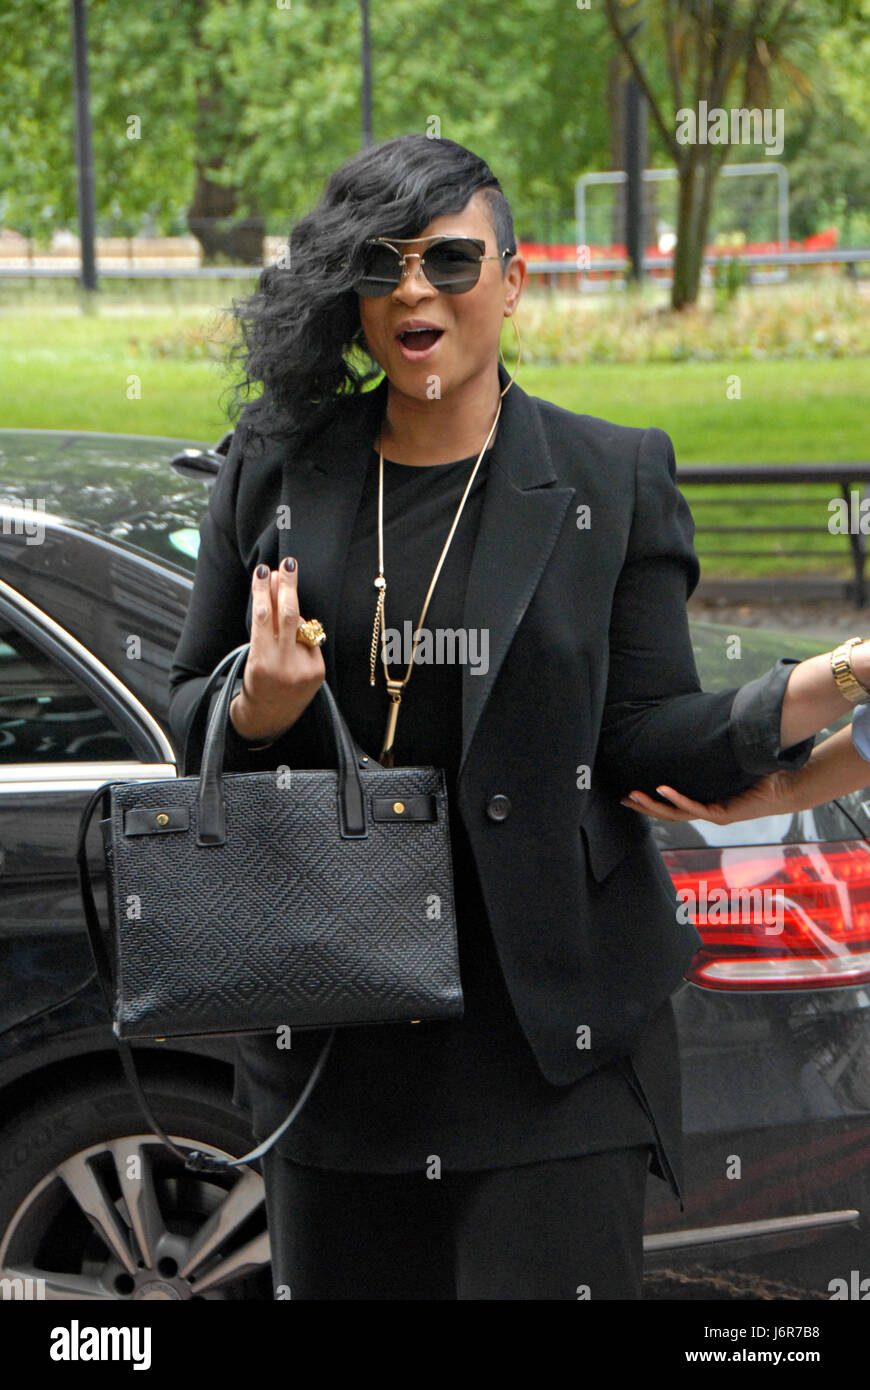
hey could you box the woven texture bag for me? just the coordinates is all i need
[76,641,463,1169]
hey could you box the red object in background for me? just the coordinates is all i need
[802,227,839,251]
[661,840,870,991]
[517,227,841,274]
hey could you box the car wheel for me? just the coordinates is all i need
[0,1073,271,1300]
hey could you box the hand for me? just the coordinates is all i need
[619,768,801,825]
[229,558,326,742]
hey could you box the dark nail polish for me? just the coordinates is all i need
[256,563,268,579]
[283,556,297,572]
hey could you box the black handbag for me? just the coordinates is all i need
[76,641,463,1173]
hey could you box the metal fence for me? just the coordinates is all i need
[1,249,869,286]
[676,463,870,608]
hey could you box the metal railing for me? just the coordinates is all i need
[526,248,870,290]
[676,463,870,608]
[1,248,869,282]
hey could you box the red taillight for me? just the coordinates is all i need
[661,840,870,990]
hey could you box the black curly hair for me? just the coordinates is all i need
[222,134,515,451]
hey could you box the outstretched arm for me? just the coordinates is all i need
[594,427,816,802]
[595,428,870,802]
[621,718,870,825]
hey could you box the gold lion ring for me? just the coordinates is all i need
[296,617,327,647]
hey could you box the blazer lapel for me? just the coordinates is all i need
[277,364,576,782]
[458,362,575,779]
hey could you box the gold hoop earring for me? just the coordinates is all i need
[498,311,522,398]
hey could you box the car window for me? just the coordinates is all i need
[0,619,138,763]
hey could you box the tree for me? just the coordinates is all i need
[603,0,841,309]
[0,0,196,243]
[785,0,870,242]
[203,0,617,237]
[0,0,265,260]
[3,0,863,273]
[0,0,615,254]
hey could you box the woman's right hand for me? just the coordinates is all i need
[229,557,326,743]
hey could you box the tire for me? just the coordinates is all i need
[0,1070,271,1301]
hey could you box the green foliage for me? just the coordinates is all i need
[0,0,867,272]
[786,0,870,239]
[603,0,866,307]
[515,279,870,363]
[712,256,747,311]
[0,0,614,239]
[193,0,618,226]
[0,0,203,235]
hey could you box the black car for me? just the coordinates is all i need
[0,428,868,1302]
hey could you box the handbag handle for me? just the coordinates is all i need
[196,643,374,846]
[75,778,336,1175]
[75,640,378,1172]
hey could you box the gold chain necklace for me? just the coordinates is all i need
[369,397,503,766]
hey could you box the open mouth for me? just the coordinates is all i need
[396,327,444,354]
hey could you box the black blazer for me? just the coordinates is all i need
[168,363,814,1099]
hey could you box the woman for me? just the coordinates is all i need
[168,134,864,1301]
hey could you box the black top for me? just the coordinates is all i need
[233,438,672,1176]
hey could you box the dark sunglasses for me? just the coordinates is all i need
[354,234,515,297]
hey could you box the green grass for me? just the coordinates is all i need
[517,361,870,582]
[1,306,867,456]
[3,305,861,453]
[0,307,239,439]
[1,302,868,580]
[519,359,869,463]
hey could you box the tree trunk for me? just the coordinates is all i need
[186,92,264,266]
[690,152,720,299]
[187,169,265,265]
[671,150,723,309]
[672,154,699,309]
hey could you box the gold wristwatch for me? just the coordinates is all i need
[830,637,870,704]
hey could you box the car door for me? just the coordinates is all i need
[0,585,177,1035]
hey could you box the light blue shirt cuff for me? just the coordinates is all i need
[851,701,870,763]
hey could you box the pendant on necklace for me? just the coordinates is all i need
[380,679,404,767]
